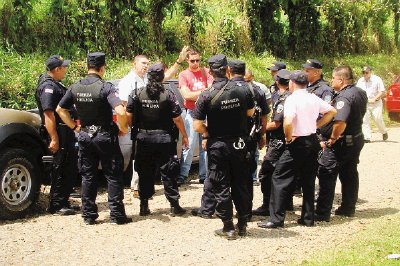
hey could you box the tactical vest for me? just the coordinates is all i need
[136,87,173,132]
[207,82,248,138]
[71,79,113,127]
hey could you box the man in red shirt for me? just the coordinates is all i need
[178,48,213,184]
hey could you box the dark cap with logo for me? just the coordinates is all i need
[289,70,308,85]
[87,52,106,68]
[302,59,323,69]
[274,69,291,81]
[267,61,286,71]
[147,63,165,82]
[46,55,71,71]
[208,54,228,70]
[228,59,246,74]
[362,66,372,73]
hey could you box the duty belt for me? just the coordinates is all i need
[138,129,169,134]
[81,125,111,138]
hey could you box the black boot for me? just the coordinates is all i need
[139,199,151,216]
[170,201,186,216]
[252,204,270,216]
[214,220,238,240]
[236,218,247,237]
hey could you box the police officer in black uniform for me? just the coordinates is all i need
[35,55,77,215]
[253,69,291,217]
[228,60,270,218]
[56,52,131,225]
[125,63,189,216]
[303,59,334,103]
[315,65,367,221]
[192,54,255,240]
[267,61,287,104]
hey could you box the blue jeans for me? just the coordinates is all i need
[179,109,207,181]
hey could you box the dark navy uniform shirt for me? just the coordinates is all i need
[321,84,368,137]
[306,78,334,103]
[36,73,68,124]
[268,89,291,139]
[59,74,121,110]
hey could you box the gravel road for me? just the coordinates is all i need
[1,127,399,265]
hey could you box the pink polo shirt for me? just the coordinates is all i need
[284,89,333,136]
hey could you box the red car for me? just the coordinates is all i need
[386,76,400,122]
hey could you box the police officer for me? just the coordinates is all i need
[35,55,77,215]
[258,70,336,228]
[228,60,269,217]
[193,54,255,240]
[125,63,189,216]
[302,59,334,103]
[56,52,131,225]
[252,69,291,217]
[315,65,367,220]
[267,61,287,104]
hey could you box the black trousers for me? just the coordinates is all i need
[78,130,126,219]
[135,140,180,206]
[206,137,251,222]
[316,135,364,216]
[269,134,320,225]
[258,139,285,207]
[49,126,77,211]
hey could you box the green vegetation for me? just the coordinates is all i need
[297,214,400,265]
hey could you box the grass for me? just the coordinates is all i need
[1,48,400,129]
[296,214,400,265]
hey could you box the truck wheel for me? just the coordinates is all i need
[0,148,40,220]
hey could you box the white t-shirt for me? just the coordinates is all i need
[356,74,385,100]
[253,81,272,100]
[118,70,148,102]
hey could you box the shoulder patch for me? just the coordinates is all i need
[336,101,345,110]
[44,88,54,94]
[276,104,284,114]
[324,95,332,103]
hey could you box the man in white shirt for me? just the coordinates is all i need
[356,66,388,142]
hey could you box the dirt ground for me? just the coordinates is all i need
[1,127,399,265]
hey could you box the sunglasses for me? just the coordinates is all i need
[190,59,200,63]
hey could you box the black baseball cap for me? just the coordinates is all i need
[87,52,106,68]
[228,59,246,75]
[46,55,71,70]
[267,61,286,71]
[302,59,323,69]
[208,54,228,70]
[274,69,291,81]
[289,70,308,85]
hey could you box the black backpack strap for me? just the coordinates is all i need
[211,82,230,106]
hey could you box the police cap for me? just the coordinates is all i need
[46,55,71,71]
[362,66,372,73]
[267,61,286,71]
[289,70,308,85]
[228,59,245,75]
[207,54,227,70]
[87,52,106,68]
[147,63,165,82]
[274,69,291,81]
[302,59,323,69]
